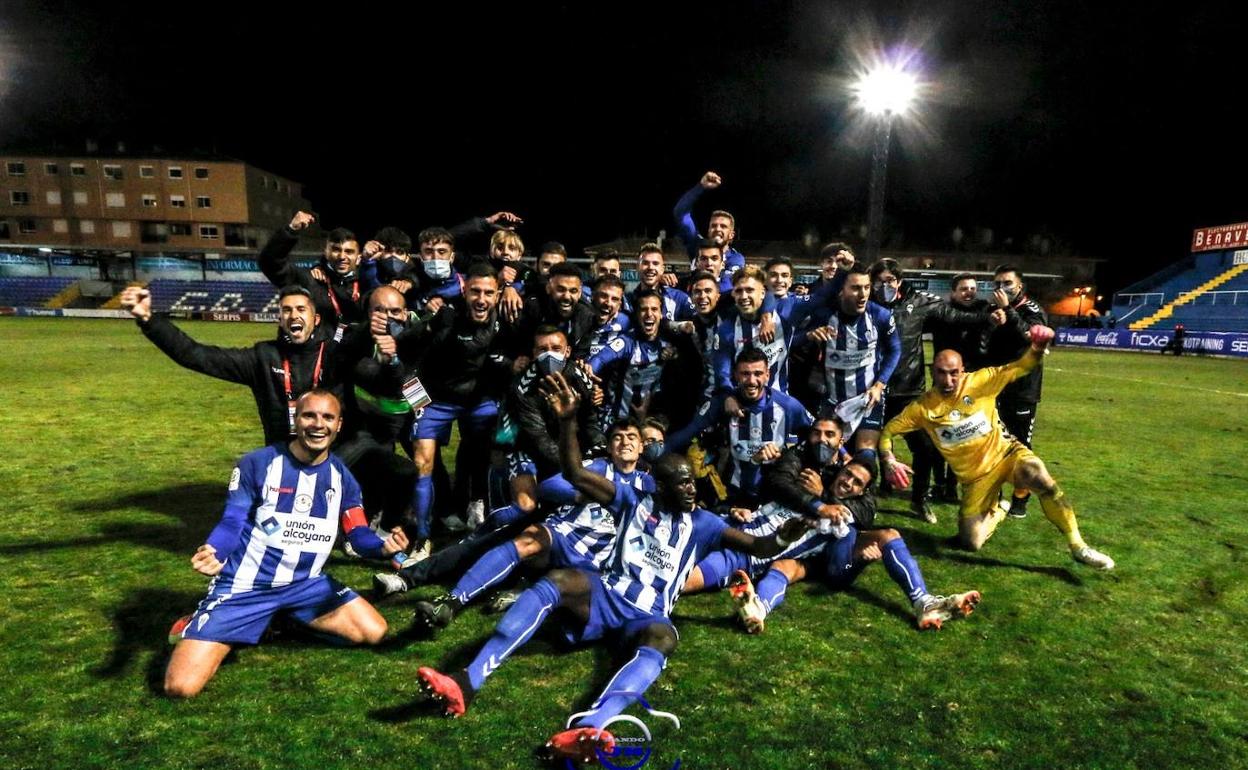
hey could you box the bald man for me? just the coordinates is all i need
[878,328,1114,570]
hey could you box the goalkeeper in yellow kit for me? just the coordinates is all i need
[878,325,1114,570]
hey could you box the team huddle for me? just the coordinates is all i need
[121,171,1114,763]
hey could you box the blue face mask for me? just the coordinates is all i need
[424,259,452,281]
[815,442,837,466]
[642,441,665,462]
[378,256,409,282]
[875,284,899,304]
[536,350,567,376]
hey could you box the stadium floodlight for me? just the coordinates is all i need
[852,55,924,262]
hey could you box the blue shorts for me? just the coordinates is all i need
[507,450,538,481]
[182,575,359,645]
[563,571,675,646]
[412,399,499,443]
[804,526,865,588]
[543,524,604,572]
[694,549,751,589]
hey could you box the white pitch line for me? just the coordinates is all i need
[1047,367,1248,398]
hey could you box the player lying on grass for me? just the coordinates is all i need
[683,460,981,632]
[414,372,818,763]
[164,390,408,698]
[879,325,1115,570]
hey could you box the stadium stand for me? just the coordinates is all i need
[1128,262,1248,331]
[0,277,76,307]
[145,279,281,314]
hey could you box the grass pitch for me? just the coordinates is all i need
[0,317,1246,769]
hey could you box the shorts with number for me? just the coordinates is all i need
[181,575,359,645]
[563,571,675,646]
[959,443,1038,519]
[411,399,499,443]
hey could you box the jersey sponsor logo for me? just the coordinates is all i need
[825,348,871,370]
[935,411,993,448]
[642,540,675,573]
[228,467,241,491]
[268,485,296,495]
[260,516,281,535]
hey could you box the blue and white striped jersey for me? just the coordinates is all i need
[713,310,793,394]
[630,285,696,322]
[601,481,729,616]
[587,312,631,359]
[545,458,655,570]
[589,331,672,428]
[817,303,900,404]
[736,502,836,572]
[212,445,362,593]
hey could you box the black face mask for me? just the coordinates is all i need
[812,441,837,466]
[321,258,355,281]
[378,256,410,283]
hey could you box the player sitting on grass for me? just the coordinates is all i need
[414,372,815,763]
[685,460,981,632]
[879,325,1115,570]
[163,390,408,698]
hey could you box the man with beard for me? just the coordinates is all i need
[258,211,365,335]
[802,263,900,456]
[869,259,991,522]
[880,330,1115,570]
[673,170,745,289]
[395,263,520,560]
[712,266,810,397]
[515,262,596,359]
[588,290,674,430]
[669,346,813,511]
[631,243,694,320]
[164,390,408,698]
[931,273,992,372]
[120,285,361,446]
[585,275,631,358]
[415,372,813,763]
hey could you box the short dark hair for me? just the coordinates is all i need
[709,209,736,229]
[643,415,669,435]
[532,324,567,344]
[374,226,412,252]
[608,417,645,440]
[764,256,793,273]
[418,227,455,248]
[846,454,878,483]
[844,263,872,280]
[637,242,664,260]
[734,345,770,369]
[326,227,356,245]
[540,241,567,257]
[279,285,314,301]
[688,270,720,288]
[820,242,853,260]
[547,263,584,281]
[465,262,499,282]
[696,242,724,256]
[993,264,1023,284]
[951,272,977,287]
[593,275,626,295]
[869,258,903,282]
[632,288,662,309]
[594,250,621,264]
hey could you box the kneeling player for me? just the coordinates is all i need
[164,390,408,698]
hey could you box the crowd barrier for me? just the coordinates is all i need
[1055,327,1248,358]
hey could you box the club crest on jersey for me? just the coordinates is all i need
[261,516,281,535]
[294,494,313,514]
[962,396,973,406]
[325,488,336,504]
[949,410,962,420]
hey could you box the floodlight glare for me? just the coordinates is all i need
[853,64,918,116]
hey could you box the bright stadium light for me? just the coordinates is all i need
[852,63,919,117]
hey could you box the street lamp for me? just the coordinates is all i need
[852,60,920,263]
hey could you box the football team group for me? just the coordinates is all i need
[120,171,1114,763]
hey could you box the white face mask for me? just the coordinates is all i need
[536,350,567,376]
[425,259,452,280]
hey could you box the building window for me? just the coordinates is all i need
[168,166,183,179]
[139,165,154,178]
[194,167,209,179]
[103,164,124,180]
[258,176,268,189]
[196,195,212,208]
[10,191,30,205]
[44,162,59,175]
[46,190,62,205]
[53,219,69,234]
[170,195,186,208]
[0,221,10,238]
[199,225,220,239]
[105,192,125,207]
[112,221,132,238]
[141,194,158,207]
[170,223,192,236]
[19,218,36,233]
[70,163,86,176]
[80,220,95,234]
[73,191,88,205]
[7,161,26,176]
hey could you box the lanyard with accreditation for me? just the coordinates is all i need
[284,342,325,434]
[319,276,359,342]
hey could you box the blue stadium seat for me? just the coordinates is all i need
[147,279,281,313]
[0,277,76,307]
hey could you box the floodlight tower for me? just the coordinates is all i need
[853,61,919,263]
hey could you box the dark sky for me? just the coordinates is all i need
[1,1,1244,290]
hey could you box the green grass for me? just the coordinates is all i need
[1,317,1246,769]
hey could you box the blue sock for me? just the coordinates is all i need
[574,646,667,729]
[412,475,434,541]
[756,568,789,612]
[882,538,927,603]
[487,502,526,529]
[452,541,522,605]
[466,577,560,692]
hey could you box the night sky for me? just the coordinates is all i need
[1,1,1244,292]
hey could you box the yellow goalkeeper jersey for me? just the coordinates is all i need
[881,350,1041,483]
